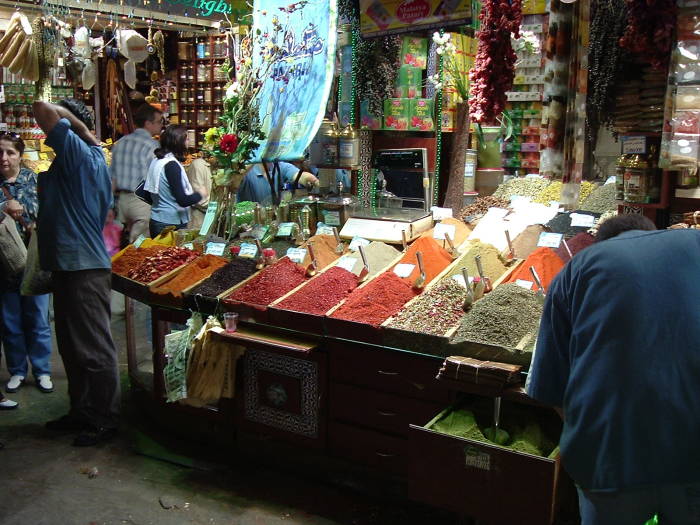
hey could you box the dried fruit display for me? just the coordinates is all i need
[469,0,522,123]
[127,247,199,283]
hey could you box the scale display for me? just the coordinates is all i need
[373,148,431,209]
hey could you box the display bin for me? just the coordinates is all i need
[408,403,562,524]
[442,336,536,367]
[112,273,152,304]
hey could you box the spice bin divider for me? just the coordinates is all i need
[267,258,348,335]
[323,255,415,345]
[181,264,260,315]
[381,259,523,356]
[147,270,220,310]
[217,267,274,323]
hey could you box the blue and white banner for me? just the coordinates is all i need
[250,0,337,162]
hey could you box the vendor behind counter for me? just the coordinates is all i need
[237,161,318,205]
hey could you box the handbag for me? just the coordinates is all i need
[0,210,27,277]
[20,231,52,296]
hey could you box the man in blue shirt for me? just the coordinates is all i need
[528,215,700,524]
[237,161,318,205]
[32,99,120,447]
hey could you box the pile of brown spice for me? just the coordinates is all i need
[459,196,510,220]
[300,234,346,269]
[112,245,169,276]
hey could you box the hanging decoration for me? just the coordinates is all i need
[619,0,676,71]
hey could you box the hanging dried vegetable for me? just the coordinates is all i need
[356,35,402,117]
[468,0,522,124]
[586,0,628,145]
[619,0,676,71]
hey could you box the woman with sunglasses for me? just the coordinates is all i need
[0,132,53,402]
[143,125,208,237]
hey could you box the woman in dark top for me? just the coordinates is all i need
[143,125,208,237]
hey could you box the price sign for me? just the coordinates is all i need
[336,256,357,273]
[537,232,563,248]
[205,242,227,256]
[349,236,370,251]
[322,210,341,226]
[182,242,194,250]
[570,213,596,228]
[133,234,147,248]
[515,279,534,290]
[433,223,456,241]
[605,176,617,185]
[452,274,474,288]
[199,201,218,236]
[393,263,415,278]
[431,206,453,220]
[286,247,307,264]
[621,136,646,155]
[276,222,296,237]
[316,225,335,235]
[239,243,258,258]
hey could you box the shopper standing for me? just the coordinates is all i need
[144,125,206,237]
[527,215,700,525]
[110,104,162,242]
[0,133,53,395]
[185,156,212,230]
[32,99,120,447]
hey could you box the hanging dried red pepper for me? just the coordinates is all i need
[619,0,676,70]
[469,0,523,124]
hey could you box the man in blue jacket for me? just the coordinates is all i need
[528,214,700,524]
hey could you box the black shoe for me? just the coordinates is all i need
[45,414,87,432]
[72,426,118,447]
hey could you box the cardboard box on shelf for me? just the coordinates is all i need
[401,36,428,69]
[410,99,435,131]
[384,98,410,130]
[360,100,383,130]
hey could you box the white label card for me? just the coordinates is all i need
[433,223,457,241]
[276,222,296,237]
[286,247,307,264]
[515,279,534,290]
[133,234,147,248]
[349,236,371,251]
[316,225,335,235]
[205,242,226,256]
[323,210,341,226]
[537,232,563,248]
[452,274,474,288]
[393,264,415,278]
[336,256,357,273]
[239,243,258,258]
[183,242,194,250]
[431,206,453,220]
[621,136,646,155]
[605,176,617,185]
[199,201,218,236]
[570,213,596,227]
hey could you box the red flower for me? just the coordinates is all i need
[220,134,239,153]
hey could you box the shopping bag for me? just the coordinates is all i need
[0,211,27,278]
[20,232,52,296]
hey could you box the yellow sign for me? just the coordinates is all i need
[360,0,471,37]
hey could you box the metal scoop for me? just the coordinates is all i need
[401,230,408,252]
[529,266,546,301]
[505,230,515,259]
[255,239,265,270]
[484,397,509,445]
[562,239,573,260]
[444,232,458,258]
[357,244,370,282]
[332,227,344,254]
[305,241,318,277]
[413,251,426,290]
[475,255,492,293]
[461,267,474,311]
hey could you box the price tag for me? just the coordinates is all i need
[433,223,456,240]
[570,213,596,227]
[431,206,453,220]
[276,222,296,237]
[205,242,226,256]
[452,274,474,288]
[239,242,258,258]
[393,263,415,278]
[133,234,147,248]
[286,247,307,264]
[621,136,646,155]
[183,242,194,250]
[515,279,534,290]
[199,201,218,236]
[604,176,617,185]
[250,225,269,240]
[537,232,563,248]
[316,224,335,235]
[322,210,341,226]
[349,236,370,251]
[336,256,357,273]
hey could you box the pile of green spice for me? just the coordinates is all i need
[340,241,401,278]
[493,177,551,201]
[579,183,617,214]
[187,258,259,298]
[225,257,307,306]
[387,279,466,336]
[276,266,358,315]
[447,240,507,282]
[330,272,417,327]
[451,283,543,348]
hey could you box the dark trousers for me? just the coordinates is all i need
[149,219,187,239]
[52,269,120,429]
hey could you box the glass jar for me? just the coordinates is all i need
[615,155,628,201]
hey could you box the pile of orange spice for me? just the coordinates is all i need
[151,254,229,297]
[394,236,454,286]
[505,247,565,292]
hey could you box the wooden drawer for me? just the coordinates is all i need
[327,340,448,403]
[329,421,409,476]
[330,382,442,437]
[408,408,562,524]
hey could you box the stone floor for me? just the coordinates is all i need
[0,297,465,525]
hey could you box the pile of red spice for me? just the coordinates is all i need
[330,272,417,327]
[555,232,595,263]
[127,247,199,283]
[506,247,565,292]
[276,266,359,315]
[225,256,308,306]
[151,254,228,297]
[394,236,453,287]
[112,245,169,276]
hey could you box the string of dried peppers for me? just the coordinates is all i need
[468,0,522,124]
[619,0,676,71]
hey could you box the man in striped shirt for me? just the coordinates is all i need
[110,104,162,242]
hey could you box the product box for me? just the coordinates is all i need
[410,98,435,131]
[401,36,428,69]
[384,98,410,130]
[360,100,382,130]
[394,66,423,98]
[442,108,456,132]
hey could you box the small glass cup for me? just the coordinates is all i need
[174,230,188,247]
[223,312,239,333]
